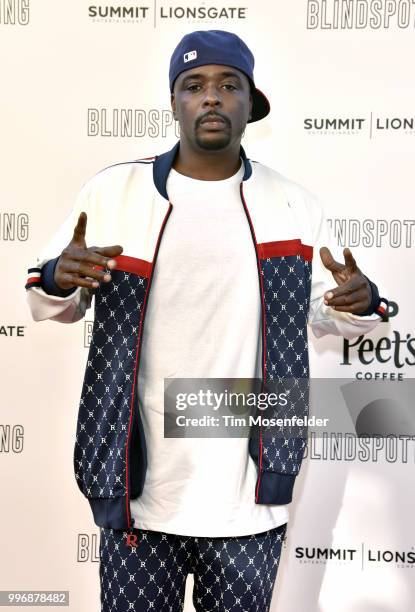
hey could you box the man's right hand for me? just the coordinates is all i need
[54,212,124,291]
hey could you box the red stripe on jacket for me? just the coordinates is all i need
[257,239,313,261]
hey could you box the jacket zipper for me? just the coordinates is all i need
[239,183,266,503]
[124,201,174,546]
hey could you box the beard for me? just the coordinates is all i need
[196,132,231,151]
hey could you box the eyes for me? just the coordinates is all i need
[186,83,238,92]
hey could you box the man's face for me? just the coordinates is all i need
[171,64,253,151]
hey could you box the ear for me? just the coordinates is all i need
[171,92,177,120]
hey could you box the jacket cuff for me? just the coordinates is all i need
[354,276,389,321]
[41,257,77,297]
[255,472,296,504]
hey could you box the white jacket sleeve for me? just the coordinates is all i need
[308,197,387,340]
[25,183,94,324]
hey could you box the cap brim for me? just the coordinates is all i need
[248,86,270,123]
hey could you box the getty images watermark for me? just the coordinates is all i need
[165,378,319,439]
[163,378,415,439]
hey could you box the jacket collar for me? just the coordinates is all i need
[153,140,253,200]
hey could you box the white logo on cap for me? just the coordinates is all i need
[183,50,197,63]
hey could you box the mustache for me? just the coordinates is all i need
[197,111,230,127]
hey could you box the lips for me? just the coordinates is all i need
[200,115,227,127]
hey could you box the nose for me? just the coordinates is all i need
[202,83,222,109]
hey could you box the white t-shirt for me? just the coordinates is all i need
[130,159,289,537]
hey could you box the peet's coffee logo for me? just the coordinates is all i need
[0,425,24,453]
[296,543,415,567]
[304,114,415,137]
[336,303,415,444]
[0,213,29,241]
[87,108,180,138]
[88,3,247,24]
[342,302,415,380]
[77,533,100,562]
[307,0,415,30]
[0,0,29,25]
[327,218,415,249]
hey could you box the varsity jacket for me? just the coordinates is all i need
[25,141,388,535]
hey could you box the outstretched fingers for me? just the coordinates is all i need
[72,212,88,244]
[319,246,343,273]
[343,247,358,273]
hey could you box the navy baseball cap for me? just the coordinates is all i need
[169,30,270,124]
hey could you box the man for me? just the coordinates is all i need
[25,30,388,612]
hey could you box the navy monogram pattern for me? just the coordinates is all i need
[73,269,148,499]
[99,523,287,612]
[257,253,312,477]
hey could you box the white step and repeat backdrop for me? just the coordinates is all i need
[1,1,414,611]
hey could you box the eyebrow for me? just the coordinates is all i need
[181,71,243,86]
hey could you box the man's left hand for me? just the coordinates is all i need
[319,246,371,314]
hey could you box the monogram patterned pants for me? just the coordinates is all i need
[99,523,287,612]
